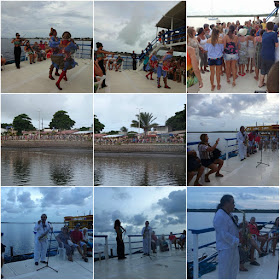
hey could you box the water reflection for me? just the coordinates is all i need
[94,153,186,186]
[2,148,93,186]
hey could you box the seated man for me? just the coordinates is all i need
[266,217,279,256]
[187,150,204,186]
[238,221,266,271]
[56,226,75,261]
[70,224,88,262]
[248,217,268,252]
[159,235,169,252]
[168,232,178,249]
[177,230,186,249]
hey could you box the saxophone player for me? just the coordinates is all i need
[213,195,239,279]
[34,214,53,265]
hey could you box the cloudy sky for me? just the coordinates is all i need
[187,94,279,132]
[1,187,93,222]
[94,187,186,239]
[187,0,276,27]
[1,94,93,129]
[187,187,279,210]
[1,1,93,38]
[94,94,185,132]
[94,1,179,53]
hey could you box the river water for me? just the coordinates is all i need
[1,223,64,257]
[187,212,278,261]
[94,153,186,186]
[1,148,93,186]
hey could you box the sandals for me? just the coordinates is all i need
[205,175,210,183]
[211,85,216,91]
[258,83,266,88]
[215,173,224,177]
[240,267,248,272]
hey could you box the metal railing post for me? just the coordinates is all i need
[104,236,109,260]
[129,236,132,255]
[193,233,199,279]
[225,140,229,164]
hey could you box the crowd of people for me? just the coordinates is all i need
[213,195,279,278]
[1,133,93,141]
[114,219,186,260]
[94,135,185,145]
[187,17,279,92]
[9,29,79,90]
[187,130,279,186]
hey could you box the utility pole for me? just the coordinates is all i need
[38,109,41,139]
[136,107,143,137]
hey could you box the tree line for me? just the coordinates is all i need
[2,110,80,135]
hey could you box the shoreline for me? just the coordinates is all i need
[94,144,186,155]
[1,140,93,150]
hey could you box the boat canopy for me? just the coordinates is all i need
[156,1,186,29]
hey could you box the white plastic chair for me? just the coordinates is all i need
[57,242,66,260]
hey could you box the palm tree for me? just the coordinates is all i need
[131,112,158,135]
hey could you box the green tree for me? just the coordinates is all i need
[166,105,186,131]
[79,126,91,131]
[12,114,36,135]
[1,123,13,129]
[131,112,158,135]
[107,130,120,135]
[120,126,128,133]
[94,115,105,133]
[49,110,75,130]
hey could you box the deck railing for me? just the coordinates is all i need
[94,232,182,260]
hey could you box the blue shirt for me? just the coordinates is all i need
[261,31,278,61]
[205,43,224,59]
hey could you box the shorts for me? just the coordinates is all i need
[224,53,238,61]
[261,58,274,75]
[249,140,254,146]
[208,56,223,66]
[201,158,215,167]
[73,241,86,247]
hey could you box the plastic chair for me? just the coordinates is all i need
[57,242,66,260]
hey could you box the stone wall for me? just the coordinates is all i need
[1,140,92,149]
[94,144,186,154]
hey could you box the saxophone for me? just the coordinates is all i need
[236,208,250,252]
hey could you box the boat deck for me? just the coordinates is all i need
[200,251,278,279]
[2,254,93,279]
[194,70,268,93]
[1,58,93,93]
[94,249,186,279]
[97,69,186,93]
[189,149,279,186]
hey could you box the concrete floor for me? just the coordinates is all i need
[2,58,93,93]
[97,69,186,93]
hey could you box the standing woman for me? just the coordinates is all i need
[114,219,126,260]
[238,28,248,76]
[96,42,114,88]
[247,29,256,73]
[187,27,200,63]
[205,28,224,91]
[224,25,239,86]
[254,29,265,81]
[197,28,208,73]
[11,33,27,69]
[49,28,60,80]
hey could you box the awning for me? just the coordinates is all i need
[156,1,186,29]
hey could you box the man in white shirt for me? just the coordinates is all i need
[34,214,52,265]
[213,195,239,279]
[141,221,152,256]
[237,126,247,161]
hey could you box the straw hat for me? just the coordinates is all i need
[216,20,221,24]
[238,28,247,36]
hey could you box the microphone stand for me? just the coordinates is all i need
[256,146,269,168]
[37,228,58,273]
